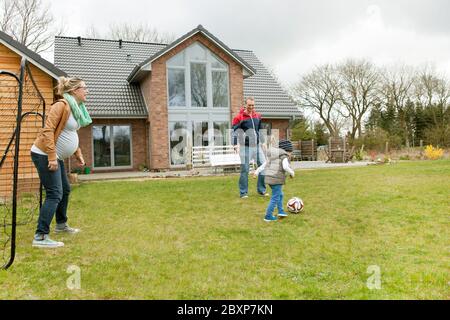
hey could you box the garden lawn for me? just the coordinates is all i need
[0,160,449,299]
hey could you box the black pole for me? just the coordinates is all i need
[2,58,26,270]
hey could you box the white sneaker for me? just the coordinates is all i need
[32,234,64,248]
[54,224,80,234]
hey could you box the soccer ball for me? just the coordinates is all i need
[287,197,304,214]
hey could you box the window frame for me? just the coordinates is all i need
[166,42,230,109]
[91,124,133,170]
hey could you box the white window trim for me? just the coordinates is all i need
[168,121,189,167]
[166,42,230,109]
[166,42,232,168]
[168,119,231,167]
[91,124,133,170]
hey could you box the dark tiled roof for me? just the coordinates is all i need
[235,50,300,118]
[0,30,67,78]
[55,37,166,118]
[54,33,300,118]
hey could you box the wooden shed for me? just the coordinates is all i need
[0,31,66,201]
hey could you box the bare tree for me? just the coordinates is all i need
[0,0,59,53]
[0,0,16,32]
[414,66,450,127]
[84,23,176,44]
[84,24,102,39]
[380,65,414,111]
[414,66,450,106]
[338,59,380,139]
[291,64,345,137]
[379,65,415,144]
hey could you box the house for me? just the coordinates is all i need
[55,25,300,172]
[1,25,300,176]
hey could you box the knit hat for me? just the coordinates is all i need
[278,139,293,152]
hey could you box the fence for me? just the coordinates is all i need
[0,58,45,269]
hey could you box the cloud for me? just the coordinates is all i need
[44,0,450,85]
[275,4,450,84]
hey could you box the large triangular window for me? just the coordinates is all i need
[167,42,229,108]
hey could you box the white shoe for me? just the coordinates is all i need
[32,234,64,248]
[55,224,80,234]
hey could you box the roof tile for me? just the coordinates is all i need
[54,36,300,118]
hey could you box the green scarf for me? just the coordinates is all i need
[63,93,92,127]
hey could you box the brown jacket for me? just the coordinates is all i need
[33,99,83,162]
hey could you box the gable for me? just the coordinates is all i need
[0,30,66,79]
[135,33,246,83]
[0,43,55,104]
[128,25,255,83]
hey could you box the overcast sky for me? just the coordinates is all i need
[46,0,450,86]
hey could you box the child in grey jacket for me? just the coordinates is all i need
[254,139,295,221]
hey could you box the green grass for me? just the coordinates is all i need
[1,160,449,299]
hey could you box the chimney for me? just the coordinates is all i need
[77,36,81,46]
[126,54,131,61]
[119,39,122,48]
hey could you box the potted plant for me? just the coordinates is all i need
[139,163,150,172]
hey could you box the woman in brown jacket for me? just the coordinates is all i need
[31,76,91,248]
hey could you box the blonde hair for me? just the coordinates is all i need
[55,76,84,97]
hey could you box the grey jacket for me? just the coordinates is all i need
[264,147,290,185]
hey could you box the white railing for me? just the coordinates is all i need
[192,145,241,168]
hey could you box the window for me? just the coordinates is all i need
[168,69,186,106]
[93,125,131,168]
[213,122,230,146]
[190,63,207,107]
[192,121,208,147]
[166,42,232,167]
[260,122,272,136]
[166,42,229,108]
[113,126,131,166]
[212,71,228,108]
[93,126,111,168]
[169,121,188,165]
[188,43,207,61]
[167,51,185,66]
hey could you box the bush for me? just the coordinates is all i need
[355,128,389,151]
[399,155,410,160]
[424,126,450,147]
[424,145,444,160]
[354,148,366,161]
[71,168,82,174]
[138,163,149,172]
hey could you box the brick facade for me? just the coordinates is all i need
[141,33,245,170]
[264,119,290,140]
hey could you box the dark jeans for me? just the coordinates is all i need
[31,152,70,235]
